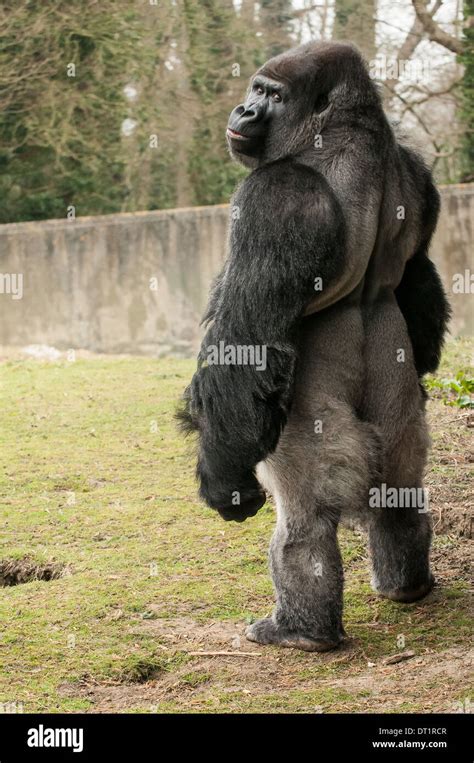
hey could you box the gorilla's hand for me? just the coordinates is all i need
[217,492,266,522]
[198,465,266,522]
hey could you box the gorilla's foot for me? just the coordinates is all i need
[374,575,434,603]
[245,618,341,652]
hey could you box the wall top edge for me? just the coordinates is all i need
[0,184,472,235]
[0,203,231,235]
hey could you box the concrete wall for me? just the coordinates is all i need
[430,184,473,337]
[0,185,472,356]
[0,206,228,356]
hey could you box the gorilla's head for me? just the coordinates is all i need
[226,41,381,169]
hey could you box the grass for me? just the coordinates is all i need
[0,338,472,713]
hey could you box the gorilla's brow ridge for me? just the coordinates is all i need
[252,75,284,92]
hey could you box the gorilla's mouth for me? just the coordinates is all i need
[226,128,250,141]
[226,127,262,163]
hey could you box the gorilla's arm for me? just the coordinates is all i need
[394,146,451,377]
[395,249,451,376]
[179,159,350,520]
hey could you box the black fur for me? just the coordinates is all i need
[396,251,451,376]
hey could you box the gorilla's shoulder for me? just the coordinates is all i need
[234,159,341,223]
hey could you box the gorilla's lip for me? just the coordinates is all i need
[226,127,250,141]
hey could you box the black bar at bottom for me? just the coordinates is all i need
[0,712,470,760]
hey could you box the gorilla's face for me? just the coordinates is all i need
[226,42,380,169]
[226,75,287,168]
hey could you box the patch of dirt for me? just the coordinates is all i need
[0,556,67,586]
[113,657,167,684]
[318,647,473,713]
[138,614,250,649]
[72,516,470,711]
[60,614,473,713]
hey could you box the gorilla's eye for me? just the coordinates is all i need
[254,85,264,95]
[272,92,282,103]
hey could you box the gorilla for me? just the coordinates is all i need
[179,41,450,652]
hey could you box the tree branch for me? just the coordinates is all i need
[412,0,463,54]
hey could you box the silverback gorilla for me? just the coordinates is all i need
[179,41,450,652]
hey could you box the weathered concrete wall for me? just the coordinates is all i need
[430,184,473,337]
[0,206,228,356]
[0,185,472,356]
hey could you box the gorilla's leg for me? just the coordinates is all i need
[369,512,433,603]
[246,481,344,651]
[358,299,435,604]
[368,411,434,603]
[246,403,375,651]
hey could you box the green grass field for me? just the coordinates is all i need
[0,339,472,713]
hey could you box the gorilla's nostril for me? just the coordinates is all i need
[242,108,258,122]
